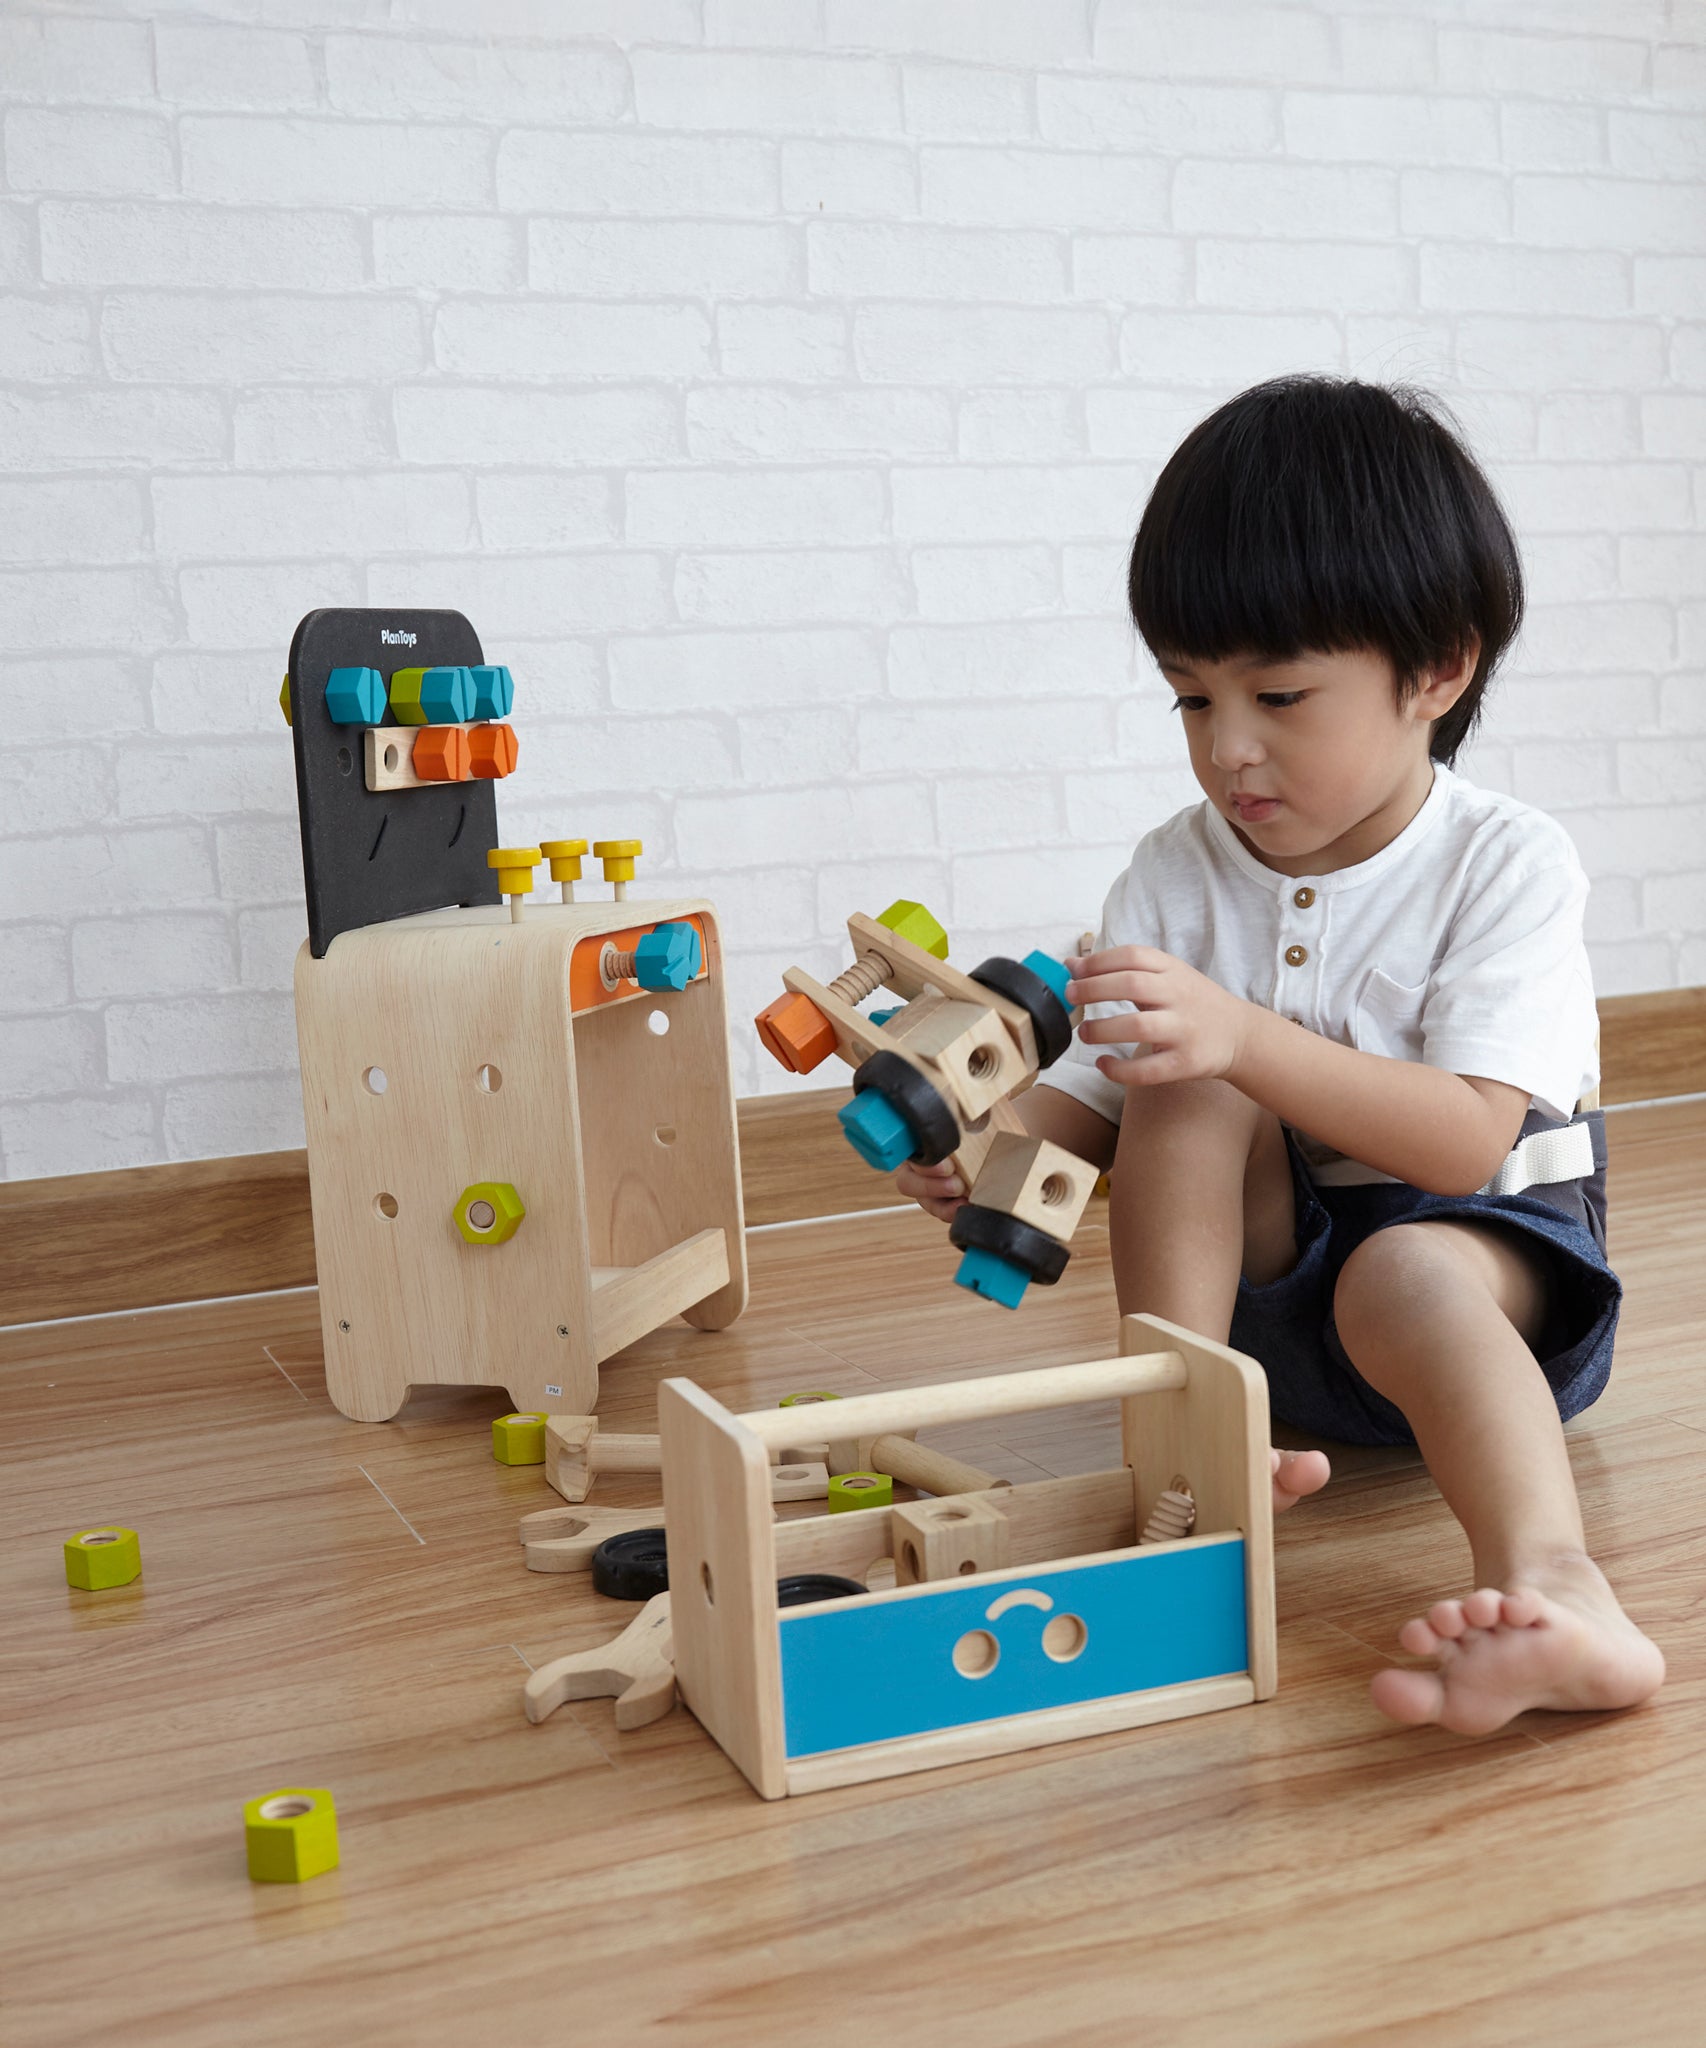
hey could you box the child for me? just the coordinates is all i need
[901,375,1664,1737]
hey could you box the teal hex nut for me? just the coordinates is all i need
[633,920,703,993]
[391,665,475,726]
[953,1246,1031,1310]
[324,666,387,726]
[1021,949,1073,1004]
[837,1089,914,1172]
[469,664,515,720]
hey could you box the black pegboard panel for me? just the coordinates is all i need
[288,607,502,957]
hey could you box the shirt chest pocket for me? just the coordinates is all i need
[1351,967,1428,1062]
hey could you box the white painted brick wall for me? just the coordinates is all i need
[2,0,1703,1181]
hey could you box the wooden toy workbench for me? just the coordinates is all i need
[295,893,746,1422]
[659,1312,1274,1798]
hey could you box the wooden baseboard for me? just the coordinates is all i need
[3,988,1701,1329]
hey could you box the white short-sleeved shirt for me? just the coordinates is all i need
[1039,767,1599,1174]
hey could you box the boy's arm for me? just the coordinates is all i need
[895,1082,1118,1222]
[1069,948,1531,1196]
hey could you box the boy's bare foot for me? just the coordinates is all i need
[1272,1446,1329,1513]
[1370,1553,1665,1736]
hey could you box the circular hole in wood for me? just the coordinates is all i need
[700,1560,714,1604]
[647,1009,670,1037]
[933,1506,970,1521]
[952,1628,999,1679]
[1039,1173,1070,1208]
[1041,1613,1088,1663]
[259,1796,315,1821]
[383,742,399,772]
[336,747,353,775]
[81,1531,121,1546]
[776,1467,806,1481]
[466,1199,496,1232]
[901,1540,921,1579]
[958,1558,978,1574]
[362,1066,387,1095]
[654,1124,676,1146]
[374,1192,398,1220]
[477,1064,502,1092]
[967,1046,999,1081]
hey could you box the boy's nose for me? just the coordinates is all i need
[1209,721,1263,771]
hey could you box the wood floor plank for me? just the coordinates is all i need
[2,1100,1702,2044]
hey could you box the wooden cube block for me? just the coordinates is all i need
[880,992,1027,1122]
[891,1493,1010,1585]
[968,1132,1098,1241]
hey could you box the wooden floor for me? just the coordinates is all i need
[4,1099,1703,2046]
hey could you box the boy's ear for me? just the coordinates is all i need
[1410,636,1481,722]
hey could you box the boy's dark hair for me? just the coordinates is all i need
[1127,374,1524,765]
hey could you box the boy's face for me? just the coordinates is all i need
[1155,645,1472,877]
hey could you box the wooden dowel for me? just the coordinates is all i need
[736,1351,1187,1451]
[868,1435,1007,1497]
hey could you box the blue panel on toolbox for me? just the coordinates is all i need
[780,1536,1248,1759]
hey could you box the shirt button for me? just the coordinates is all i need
[1293,886,1316,909]
[1284,944,1309,967]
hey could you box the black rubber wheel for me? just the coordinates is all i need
[948,1202,1072,1285]
[776,1574,868,1607]
[969,955,1073,1068]
[591,1527,669,1600]
[851,1049,960,1167]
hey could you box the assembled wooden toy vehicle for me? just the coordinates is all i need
[656,1313,1276,1798]
[755,900,1099,1308]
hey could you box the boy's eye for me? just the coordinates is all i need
[1169,695,1209,714]
[1258,691,1307,708]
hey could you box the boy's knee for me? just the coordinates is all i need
[1333,1224,1475,1363]
[1120,1075,1257,1140]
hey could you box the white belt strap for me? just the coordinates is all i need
[1478,1119,1596,1200]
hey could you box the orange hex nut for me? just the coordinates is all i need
[756,991,837,1075]
[468,722,519,779]
[412,725,472,781]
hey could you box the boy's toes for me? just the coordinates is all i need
[1502,1586,1546,1627]
[1426,1598,1470,1640]
[1397,1615,1442,1656]
[1268,1447,1331,1511]
[1370,1667,1445,1726]
[1461,1587,1506,1630]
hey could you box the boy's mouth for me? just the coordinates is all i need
[1229,793,1281,823]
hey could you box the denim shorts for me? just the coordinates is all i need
[1229,1134,1622,1448]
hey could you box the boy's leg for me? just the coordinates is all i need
[1333,1220,1664,1733]
[1108,1078,1328,1510]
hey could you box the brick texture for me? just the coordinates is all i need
[0,1,1701,1176]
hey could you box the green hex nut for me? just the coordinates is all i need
[455,1181,526,1245]
[876,899,949,960]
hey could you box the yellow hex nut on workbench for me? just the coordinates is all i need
[64,1526,141,1589]
[827,1472,894,1513]
[244,1789,339,1883]
[492,1412,548,1464]
[454,1181,526,1245]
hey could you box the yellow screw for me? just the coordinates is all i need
[488,846,542,923]
[593,838,643,901]
[541,837,588,904]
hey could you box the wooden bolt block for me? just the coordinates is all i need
[969,1132,1098,1241]
[755,990,836,1075]
[890,1494,1011,1585]
[413,724,472,782]
[769,1460,831,1503]
[468,721,518,779]
[880,992,1027,1123]
[244,1789,339,1884]
[365,725,424,792]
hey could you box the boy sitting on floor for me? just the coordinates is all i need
[902,375,1664,1737]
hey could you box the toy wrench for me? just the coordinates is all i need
[524,1592,675,1730]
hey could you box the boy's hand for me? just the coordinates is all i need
[895,1156,965,1222]
[1067,946,1256,1089]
